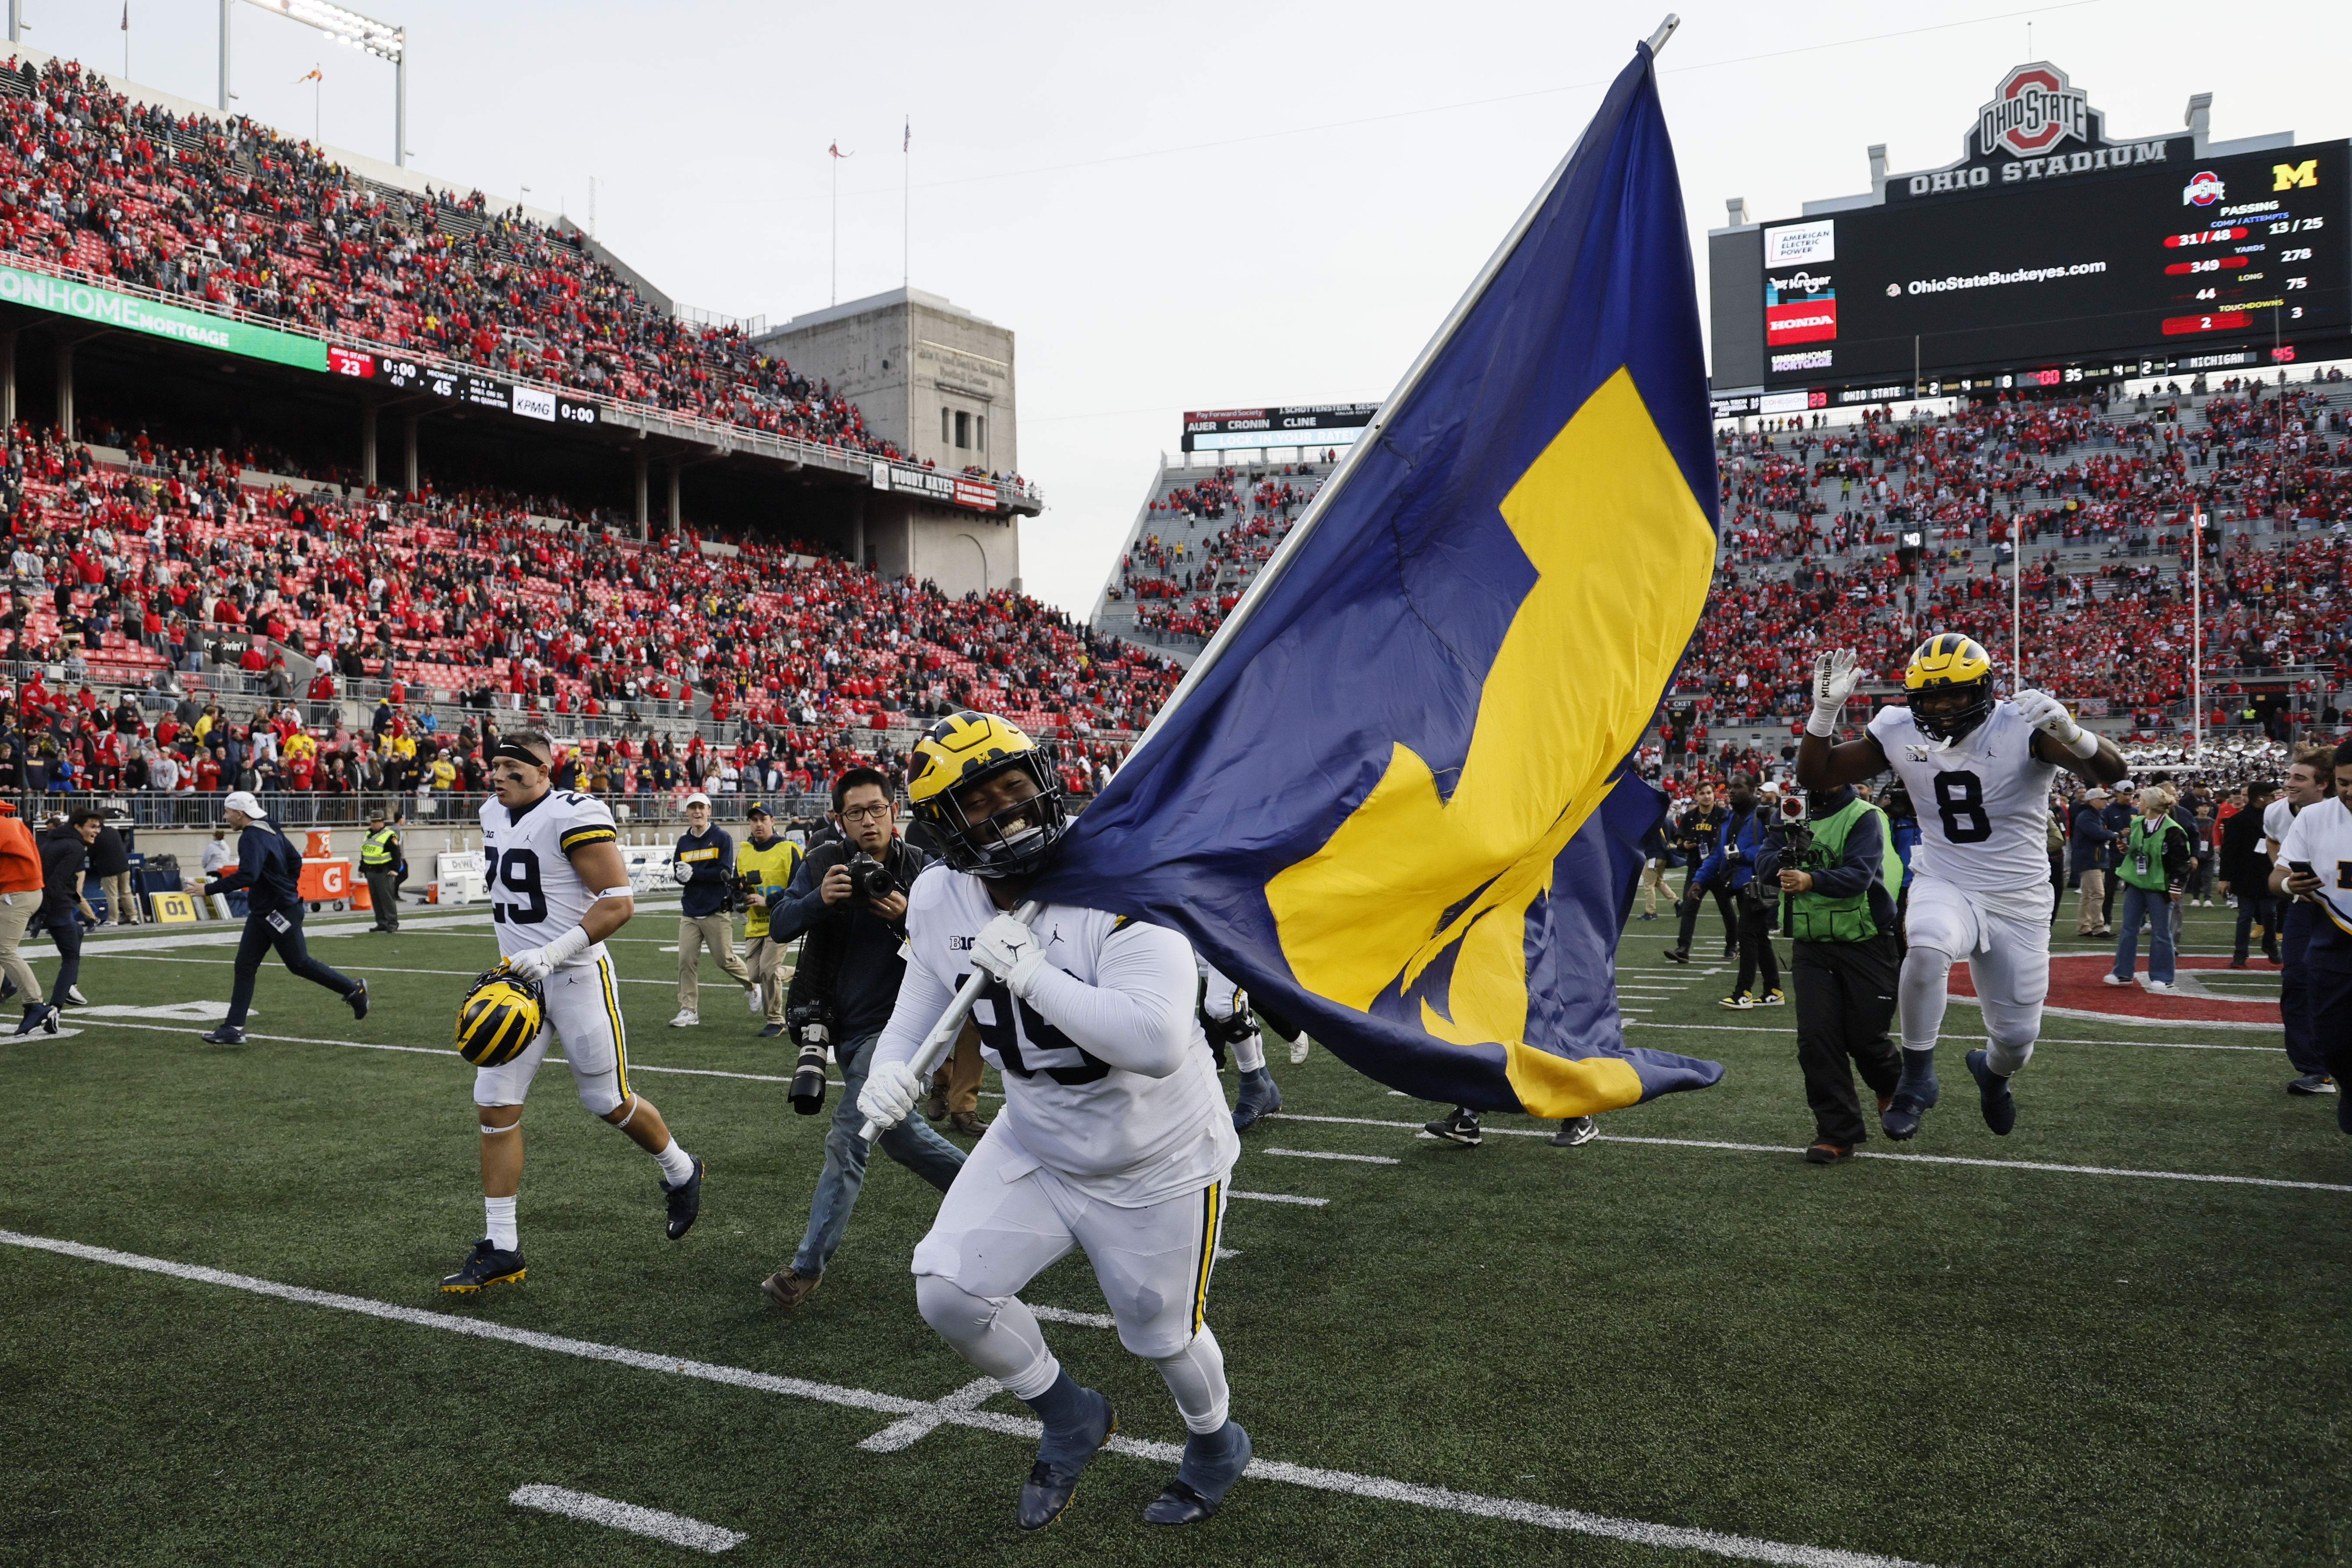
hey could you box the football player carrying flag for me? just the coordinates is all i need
[1023,26,1723,1120]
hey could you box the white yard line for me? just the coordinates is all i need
[1229,1190,1329,1207]
[508,1484,745,1553]
[1262,1147,1398,1166]
[0,1230,1939,1568]
[1263,1113,2352,1194]
[81,953,677,987]
[1626,1019,2283,1048]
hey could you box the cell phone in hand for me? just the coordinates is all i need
[2290,861,2316,879]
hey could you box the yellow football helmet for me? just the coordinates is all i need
[907,710,1068,878]
[455,963,543,1068]
[1903,632,1995,741]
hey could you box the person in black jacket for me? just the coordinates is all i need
[36,809,100,1007]
[199,791,368,1045]
[758,767,963,1311]
[87,819,136,927]
[2220,781,2282,967]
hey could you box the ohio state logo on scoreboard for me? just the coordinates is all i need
[1978,63,2090,157]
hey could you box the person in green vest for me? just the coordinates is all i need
[2109,783,2191,993]
[1760,782,1908,1164]
[360,807,402,933]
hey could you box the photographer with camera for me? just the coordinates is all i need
[1760,782,1907,1163]
[760,767,964,1311]
[669,792,757,1029]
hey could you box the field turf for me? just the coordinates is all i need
[3,898,2349,1567]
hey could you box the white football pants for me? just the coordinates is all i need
[1899,875,2052,1076]
[472,952,631,1115]
[912,1122,1232,1434]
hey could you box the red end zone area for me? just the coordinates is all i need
[1948,952,2282,1029]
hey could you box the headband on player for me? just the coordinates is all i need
[491,741,550,768]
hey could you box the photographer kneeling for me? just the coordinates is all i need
[760,767,965,1310]
[1760,782,1907,1164]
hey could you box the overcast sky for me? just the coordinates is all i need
[24,1,2352,612]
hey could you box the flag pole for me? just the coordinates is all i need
[1117,15,1683,762]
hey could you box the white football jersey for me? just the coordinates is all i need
[2277,795,2352,943]
[884,865,1239,1207]
[1869,699,2058,897]
[479,787,622,969]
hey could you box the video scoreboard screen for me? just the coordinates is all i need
[1756,140,2349,394]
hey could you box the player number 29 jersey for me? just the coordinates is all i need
[478,788,621,969]
[1868,699,2057,897]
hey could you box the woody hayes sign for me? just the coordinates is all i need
[1978,64,2089,158]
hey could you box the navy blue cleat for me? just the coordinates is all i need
[15,1002,56,1036]
[439,1238,525,1293]
[346,979,369,1022]
[1143,1420,1252,1525]
[1967,1049,2016,1136]
[1016,1388,1117,1531]
[663,1155,705,1240]
[1232,1068,1282,1132]
[1880,1086,1937,1140]
[200,1025,246,1045]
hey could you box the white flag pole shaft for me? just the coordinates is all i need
[1115,16,1681,764]
[858,898,1039,1141]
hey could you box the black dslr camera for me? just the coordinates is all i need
[845,851,898,903]
[786,999,835,1115]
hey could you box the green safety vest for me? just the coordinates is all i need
[361,827,398,868]
[1783,799,1905,944]
[2118,814,2184,892]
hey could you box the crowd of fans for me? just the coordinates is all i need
[0,54,942,461]
[0,409,1174,817]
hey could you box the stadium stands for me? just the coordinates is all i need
[0,54,1004,475]
[0,418,1171,822]
[1092,374,2352,781]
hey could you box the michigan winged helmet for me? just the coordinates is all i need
[454,962,544,1067]
[906,710,1068,878]
[1903,632,1996,743]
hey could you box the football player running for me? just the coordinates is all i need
[1200,956,1283,1131]
[1797,636,2124,1138]
[858,712,1249,1530]
[441,731,705,1293]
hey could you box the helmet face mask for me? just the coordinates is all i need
[908,711,1069,879]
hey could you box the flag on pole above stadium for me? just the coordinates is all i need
[1029,33,1724,1118]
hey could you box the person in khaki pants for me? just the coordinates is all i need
[922,1019,991,1138]
[672,792,755,1027]
[0,801,56,1034]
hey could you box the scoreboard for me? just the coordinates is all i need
[1709,63,2352,410]
[1756,141,2348,396]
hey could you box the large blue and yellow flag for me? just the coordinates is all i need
[1030,41,1721,1116]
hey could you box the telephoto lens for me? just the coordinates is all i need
[787,1003,831,1115]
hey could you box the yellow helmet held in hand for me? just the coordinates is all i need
[1903,632,1995,742]
[907,710,1068,879]
[455,962,543,1068]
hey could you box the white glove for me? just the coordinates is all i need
[858,1057,923,1131]
[2012,688,2099,756]
[969,910,1051,1000]
[1807,650,1861,737]
[669,858,694,885]
[507,924,590,983]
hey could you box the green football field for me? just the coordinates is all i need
[4,898,2348,1568]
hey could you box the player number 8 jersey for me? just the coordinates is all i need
[1868,699,2057,895]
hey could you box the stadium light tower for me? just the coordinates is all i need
[230,0,408,165]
